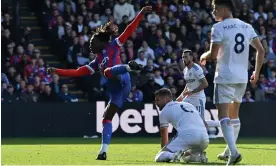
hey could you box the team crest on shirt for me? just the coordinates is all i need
[189,73,192,77]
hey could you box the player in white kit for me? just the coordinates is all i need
[176,49,220,136]
[154,88,209,163]
[176,49,208,118]
[200,0,265,165]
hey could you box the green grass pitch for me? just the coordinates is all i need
[2,137,276,165]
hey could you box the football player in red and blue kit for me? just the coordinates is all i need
[47,6,152,160]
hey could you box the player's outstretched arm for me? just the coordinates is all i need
[47,66,92,77]
[250,38,265,84]
[117,6,152,45]
[160,127,168,149]
[176,85,187,102]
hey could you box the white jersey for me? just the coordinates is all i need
[183,63,206,98]
[159,101,206,133]
[211,18,258,84]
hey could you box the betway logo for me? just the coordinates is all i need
[96,101,222,137]
[96,101,173,133]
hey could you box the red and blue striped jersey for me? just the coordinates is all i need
[85,38,123,74]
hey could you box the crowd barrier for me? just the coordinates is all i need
[2,102,276,137]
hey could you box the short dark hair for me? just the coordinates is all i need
[183,49,192,54]
[212,0,236,12]
[154,88,172,98]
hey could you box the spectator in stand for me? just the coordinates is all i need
[48,9,60,29]
[39,84,61,102]
[153,68,164,86]
[163,76,175,89]
[89,13,102,30]
[24,56,38,83]
[113,0,135,25]
[6,66,16,83]
[33,76,41,93]
[251,74,266,101]
[154,38,167,59]
[12,73,22,92]
[2,29,12,54]
[32,49,41,59]
[1,73,9,84]
[72,35,89,67]
[100,8,112,23]
[21,84,39,102]
[50,74,61,94]
[147,10,160,25]
[127,84,143,102]
[19,80,27,93]
[58,84,78,102]
[254,4,268,21]
[141,76,161,103]
[176,79,185,97]
[242,90,255,102]
[170,86,177,100]
[264,68,276,100]
[1,82,8,96]
[26,43,35,57]
[52,15,65,40]
[11,45,30,66]
[37,58,48,80]
[58,0,76,13]
[72,15,85,34]
[118,15,129,33]
[143,59,154,73]
[263,60,275,78]
[17,53,32,74]
[2,84,19,103]
[135,50,147,67]
[2,13,12,31]
[19,26,32,47]
[67,36,79,66]
[125,40,134,61]
[138,40,155,60]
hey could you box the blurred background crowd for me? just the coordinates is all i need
[2,0,276,103]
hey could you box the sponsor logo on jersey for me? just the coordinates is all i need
[186,79,196,83]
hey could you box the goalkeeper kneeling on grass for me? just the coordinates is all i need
[154,88,209,163]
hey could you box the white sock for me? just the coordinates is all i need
[220,118,238,156]
[155,151,174,162]
[223,118,241,156]
[231,118,241,142]
[206,120,220,127]
[99,144,108,154]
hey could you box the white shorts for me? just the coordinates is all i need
[166,130,209,153]
[213,83,247,104]
[183,97,206,118]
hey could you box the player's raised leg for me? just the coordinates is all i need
[97,73,131,160]
[103,61,143,79]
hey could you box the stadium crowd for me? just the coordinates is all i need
[2,0,276,103]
